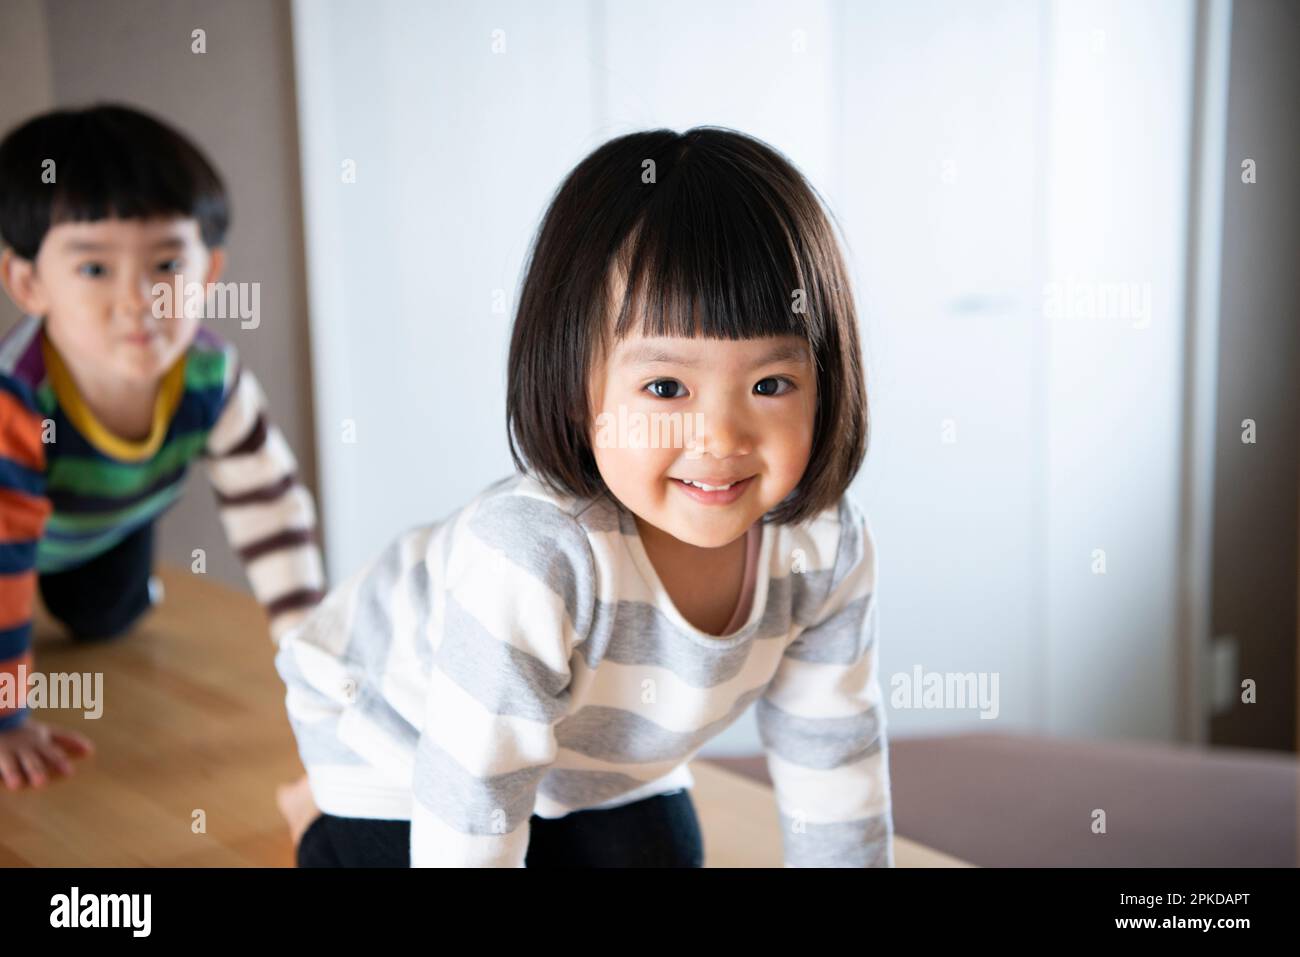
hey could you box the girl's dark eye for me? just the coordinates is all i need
[645,379,686,399]
[78,263,106,278]
[754,376,793,396]
[157,259,183,273]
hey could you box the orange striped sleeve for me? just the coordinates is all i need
[0,571,36,633]
[0,649,32,725]
[0,389,46,471]
[0,486,52,544]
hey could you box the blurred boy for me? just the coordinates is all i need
[0,104,326,790]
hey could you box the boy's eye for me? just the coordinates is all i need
[645,378,686,399]
[156,259,183,273]
[754,376,794,396]
[77,263,106,278]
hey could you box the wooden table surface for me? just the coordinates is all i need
[0,564,970,868]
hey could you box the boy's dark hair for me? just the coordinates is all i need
[506,126,868,525]
[0,103,229,260]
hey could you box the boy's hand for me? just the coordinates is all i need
[276,774,322,847]
[0,721,94,790]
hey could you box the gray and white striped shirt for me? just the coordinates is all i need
[275,472,892,867]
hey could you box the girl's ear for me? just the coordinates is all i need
[203,246,226,286]
[0,249,48,316]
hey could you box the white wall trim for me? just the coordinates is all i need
[1176,0,1233,745]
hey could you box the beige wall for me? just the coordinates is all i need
[0,0,52,144]
[1210,0,1300,751]
[0,0,319,594]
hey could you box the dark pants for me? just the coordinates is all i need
[298,788,706,868]
[38,521,156,641]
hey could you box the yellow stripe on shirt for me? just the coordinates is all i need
[41,333,188,463]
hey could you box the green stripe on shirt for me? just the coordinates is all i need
[44,430,210,497]
[43,482,186,535]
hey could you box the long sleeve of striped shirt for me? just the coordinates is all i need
[407,492,595,868]
[755,509,894,867]
[202,362,326,644]
[0,377,51,731]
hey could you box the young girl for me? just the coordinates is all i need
[275,126,892,867]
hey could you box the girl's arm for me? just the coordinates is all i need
[409,493,596,867]
[756,505,894,867]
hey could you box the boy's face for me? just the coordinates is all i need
[2,216,223,387]
[588,328,817,550]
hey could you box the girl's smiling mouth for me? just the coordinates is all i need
[670,474,755,505]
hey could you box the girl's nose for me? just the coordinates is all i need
[696,406,754,460]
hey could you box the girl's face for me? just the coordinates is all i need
[588,330,817,549]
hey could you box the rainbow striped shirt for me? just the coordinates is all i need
[0,315,326,730]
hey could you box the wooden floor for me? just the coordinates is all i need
[0,565,302,866]
[0,564,969,867]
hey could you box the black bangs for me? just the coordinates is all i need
[610,148,812,347]
[0,104,229,259]
[603,127,837,351]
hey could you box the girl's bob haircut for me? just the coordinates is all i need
[507,126,868,526]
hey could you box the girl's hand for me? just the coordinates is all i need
[0,721,94,790]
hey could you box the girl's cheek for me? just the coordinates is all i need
[622,443,674,478]
[765,404,812,447]
[771,414,815,477]
[615,446,679,500]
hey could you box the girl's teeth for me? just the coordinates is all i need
[684,479,735,491]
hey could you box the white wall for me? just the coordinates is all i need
[1041,0,1196,740]
[292,0,594,580]
[292,0,1202,751]
[836,0,1046,739]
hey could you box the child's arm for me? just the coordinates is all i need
[201,362,326,643]
[756,505,894,867]
[408,494,596,867]
[0,376,93,786]
[0,377,52,733]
